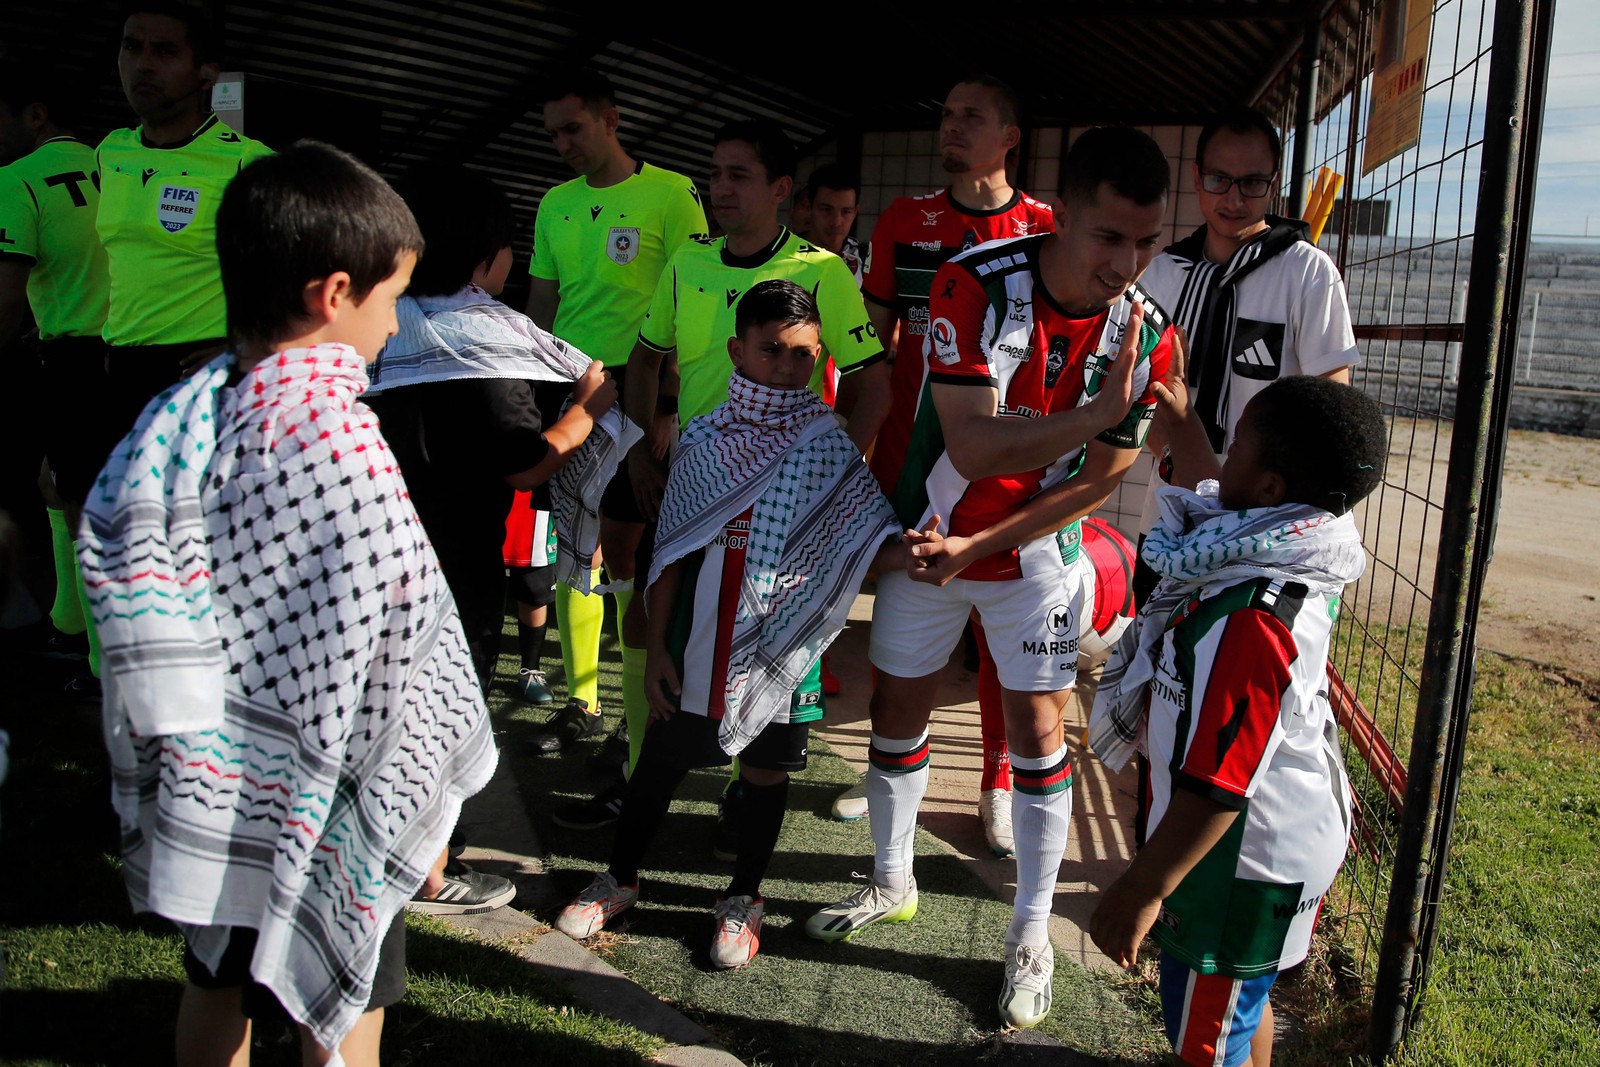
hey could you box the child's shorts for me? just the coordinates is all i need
[183,912,407,1017]
[507,564,556,608]
[1159,952,1278,1067]
[642,706,810,774]
[868,561,1088,691]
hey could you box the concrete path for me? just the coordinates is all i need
[811,588,1142,975]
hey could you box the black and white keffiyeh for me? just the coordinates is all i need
[79,344,495,1051]
[1088,480,1366,771]
[650,373,901,755]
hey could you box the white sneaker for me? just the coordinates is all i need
[979,788,1015,857]
[554,871,638,939]
[831,774,869,821]
[998,941,1054,1028]
[709,895,764,969]
[805,876,918,942]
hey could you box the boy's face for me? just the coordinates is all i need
[710,140,787,238]
[728,320,821,391]
[474,245,514,297]
[339,251,416,362]
[1218,403,1284,510]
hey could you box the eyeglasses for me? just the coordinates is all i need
[1199,172,1275,198]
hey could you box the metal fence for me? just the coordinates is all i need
[1263,0,1553,1060]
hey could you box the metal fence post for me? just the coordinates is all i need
[1367,0,1542,1061]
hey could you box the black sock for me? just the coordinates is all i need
[608,747,690,886]
[518,620,548,671]
[727,777,788,900]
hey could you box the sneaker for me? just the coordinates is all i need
[830,775,869,821]
[518,667,555,705]
[554,871,638,939]
[586,719,631,779]
[998,941,1055,1029]
[527,698,603,754]
[551,781,626,830]
[407,863,517,916]
[978,788,1015,857]
[709,895,764,970]
[804,876,918,942]
[712,783,742,862]
[820,654,842,696]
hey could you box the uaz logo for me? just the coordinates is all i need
[920,209,944,226]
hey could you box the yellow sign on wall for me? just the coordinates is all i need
[1363,0,1434,175]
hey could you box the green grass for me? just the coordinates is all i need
[0,649,661,1067]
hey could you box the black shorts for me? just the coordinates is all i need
[641,705,811,774]
[182,912,407,1015]
[507,564,556,607]
[38,335,111,504]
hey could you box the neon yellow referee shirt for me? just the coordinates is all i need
[0,137,108,340]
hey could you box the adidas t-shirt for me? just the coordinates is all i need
[639,228,884,422]
[1146,574,1352,978]
[664,506,824,724]
[529,161,707,366]
[0,137,109,340]
[95,115,273,345]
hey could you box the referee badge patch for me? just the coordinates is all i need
[608,226,641,265]
[158,185,201,233]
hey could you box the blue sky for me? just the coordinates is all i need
[1533,2,1599,237]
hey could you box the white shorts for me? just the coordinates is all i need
[869,558,1089,692]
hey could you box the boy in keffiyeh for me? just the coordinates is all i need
[78,143,497,1063]
[554,280,909,970]
[1087,372,1386,1067]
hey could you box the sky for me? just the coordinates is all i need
[1532,2,1599,238]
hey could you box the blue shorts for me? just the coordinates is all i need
[1159,952,1277,1067]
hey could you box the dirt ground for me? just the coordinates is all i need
[1347,418,1600,682]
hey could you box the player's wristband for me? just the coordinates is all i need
[656,394,679,415]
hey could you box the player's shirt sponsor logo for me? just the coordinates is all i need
[1044,335,1070,388]
[1013,219,1038,236]
[921,209,944,226]
[1046,603,1074,636]
[608,225,641,265]
[158,185,200,233]
[1081,345,1111,395]
[960,228,978,252]
[930,316,959,364]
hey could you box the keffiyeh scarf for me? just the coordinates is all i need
[1088,480,1366,771]
[79,345,496,1052]
[650,373,901,755]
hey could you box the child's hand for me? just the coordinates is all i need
[644,646,681,722]
[1084,301,1143,431]
[1088,873,1164,969]
[1151,323,1192,425]
[573,360,617,415]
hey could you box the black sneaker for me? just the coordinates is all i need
[551,782,627,830]
[713,781,743,862]
[526,698,603,755]
[586,718,631,779]
[406,862,517,915]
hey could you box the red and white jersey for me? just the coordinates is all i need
[911,234,1174,581]
[863,187,1055,493]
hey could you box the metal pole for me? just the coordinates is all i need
[1290,17,1323,217]
[1367,0,1539,1061]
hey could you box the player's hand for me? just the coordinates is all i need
[1086,302,1142,431]
[1151,322,1192,424]
[644,646,681,722]
[907,519,981,588]
[1088,875,1164,970]
[573,360,616,415]
[650,410,678,461]
[628,444,667,523]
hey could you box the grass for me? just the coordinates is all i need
[0,645,662,1067]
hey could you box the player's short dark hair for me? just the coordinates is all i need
[122,3,223,67]
[1060,126,1171,208]
[735,279,820,338]
[395,164,515,298]
[1196,106,1283,174]
[0,61,83,128]
[537,67,617,114]
[1246,376,1387,515]
[954,73,1022,129]
[217,141,423,346]
[806,162,861,202]
[715,119,798,183]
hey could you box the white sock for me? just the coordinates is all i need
[866,727,930,894]
[1008,742,1073,948]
